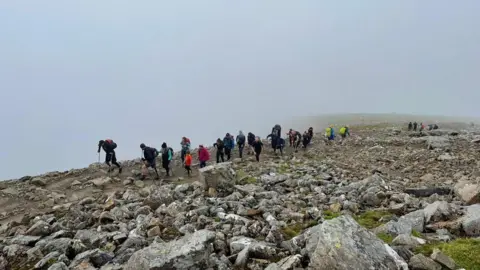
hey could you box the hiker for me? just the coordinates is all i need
[420,122,425,132]
[308,127,314,140]
[408,122,413,131]
[302,131,310,149]
[198,144,210,168]
[288,129,302,152]
[339,126,350,140]
[247,132,256,154]
[428,124,433,131]
[213,138,225,163]
[97,139,122,173]
[433,124,439,130]
[267,133,285,155]
[252,136,263,162]
[140,143,159,180]
[180,137,191,163]
[160,143,174,176]
[325,125,335,142]
[236,131,246,158]
[413,122,418,131]
[223,133,235,161]
[184,150,192,177]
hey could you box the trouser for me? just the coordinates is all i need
[255,151,261,162]
[142,159,159,179]
[181,150,186,163]
[162,160,170,176]
[238,143,244,158]
[106,151,121,168]
[216,151,224,163]
[185,165,191,176]
[200,161,207,168]
[225,148,231,161]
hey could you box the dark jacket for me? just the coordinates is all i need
[253,141,263,153]
[143,146,158,161]
[247,133,255,145]
[214,140,225,151]
[98,140,117,153]
[223,136,234,149]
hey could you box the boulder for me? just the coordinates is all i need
[125,229,216,270]
[305,215,406,269]
[423,201,453,223]
[430,248,456,269]
[198,162,235,197]
[408,254,442,270]
[454,180,480,205]
[426,136,450,150]
[31,177,48,186]
[461,204,480,236]
[374,210,425,236]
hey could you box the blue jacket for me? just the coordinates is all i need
[223,136,234,149]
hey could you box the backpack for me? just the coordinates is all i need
[185,138,191,144]
[273,125,281,137]
[237,134,246,144]
[105,139,117,149]
[169,147,174,157]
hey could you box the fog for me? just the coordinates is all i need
[1,1,479,179]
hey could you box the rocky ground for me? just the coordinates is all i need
[1,123,480,269]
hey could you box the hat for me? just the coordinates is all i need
[161,142,167,148]
[140,143,146,149]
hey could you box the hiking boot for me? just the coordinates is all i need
[119,167,123,174]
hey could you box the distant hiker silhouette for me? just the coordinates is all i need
[98,139,122,173]
[140,143,160,180]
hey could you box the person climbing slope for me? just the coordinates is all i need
[288,129,302,152]
[267,132,285,155]
[308,127,314,140]
[180,137,191,163]
[213,138,225,163]
[325,125,335,142]
[161,142,174,177]
[97,139,123,173]
[408,122,413,131]
[140,143,160,180]
[413,122,418,131]
[236,131,246,158]
[247,132,256,155]
[198,145,210,168]
[252,136,263,162]
[302,131,310,149]
[223,133,235,161]
[184,150,192,177]
[339,126,350,140]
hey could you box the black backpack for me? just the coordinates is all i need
[237,134,246,144]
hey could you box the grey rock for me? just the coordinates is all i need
[392,246,414,262]
[70,248,114,268]
[392,234,426,249]
[122,189,143,201]
[10,235,42,246]
[26,220,52,236]
[454,180,480,205]
[306,215,405,269]
[34,251,61,269]
[375,210,425,236]
[408,254,442,270]
[31,177,48,186]
[426,136,450,150]
[47,262,68,270]
[430,248,456,269]
[461,204,480,236]
[404,187,451,197]
[423,201,452,223]
[276,254,302,269]
[125,229,216,270]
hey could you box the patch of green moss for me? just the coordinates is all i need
[376,233,394,244]
[214,217,221,222]
[162,227,183,241]
[281,220,318,240]
[323,210,341,220]
[411,229,422,238]
[414,238,480,270]
[245,177,257,184]
[277,163,290,174]
[354,210,392,229]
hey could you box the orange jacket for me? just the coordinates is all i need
[185,154,192,166]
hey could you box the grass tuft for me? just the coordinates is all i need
[354,210,392,229]
[323,210,341,220]
[376,232,394,244]
[414,238,480,270]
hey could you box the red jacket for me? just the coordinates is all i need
[198,147,210,162]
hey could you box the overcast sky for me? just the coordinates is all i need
[0,1,479,179]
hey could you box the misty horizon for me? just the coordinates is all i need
[1,1,479,180]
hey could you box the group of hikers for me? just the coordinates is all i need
[408,122,439,132]
[96,124,352,180]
